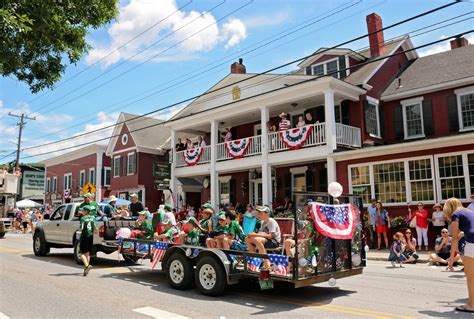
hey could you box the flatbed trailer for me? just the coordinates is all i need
[118,192,366,296]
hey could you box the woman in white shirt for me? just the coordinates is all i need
[432,203,447,238]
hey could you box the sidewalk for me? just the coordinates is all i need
[366,249,430,263]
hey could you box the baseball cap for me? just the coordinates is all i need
[138,211,150,218]
[187,217,199,227]
[83,193,92,198]
[256,206,271,214]
[130,193,138,198]
[164,203,173,210]
[108,195,117,202]
[218,213,226,220]
[202,203,213,209]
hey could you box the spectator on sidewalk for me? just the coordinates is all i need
[375,201,389,250]
[468,194,474,211]
[409,202,429,251]
[428,228,461,266]
[388,232,407,267]
[402,229,419,263]
[445,197,474,313]
[431,203,447,238]
[368,199,377,249]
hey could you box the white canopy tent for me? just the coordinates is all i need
[16,199,43,208]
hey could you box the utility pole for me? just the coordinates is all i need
[7,112,36,170]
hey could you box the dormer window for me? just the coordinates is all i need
[307,56,347,79]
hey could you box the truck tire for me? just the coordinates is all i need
[33,232,49,256]
[195,256,227,296]
[73,240,83,264]
[165,252,194,290]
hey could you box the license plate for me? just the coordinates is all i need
[259,278,274,290]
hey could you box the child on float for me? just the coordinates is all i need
[222,211,247,251]
[179,217,201,246]
[206,213,228,248]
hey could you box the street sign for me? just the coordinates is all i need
[82,182,96,194]
[153,162,171,180]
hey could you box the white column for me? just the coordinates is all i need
[327,156,337,185]
[210,120,219,210]
[96,151,103,203]
[260,105,272,206]
[324,89,337,151]
[170,129,177,207]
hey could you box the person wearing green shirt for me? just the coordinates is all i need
[206,213,228,248]
[78,193,99,218]
[155,217,179,243]
[222,211,247,251]
[134,211,153,239]
[179,217,200,246]
[79,205,96,276]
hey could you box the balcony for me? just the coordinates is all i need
[174,123,361,168]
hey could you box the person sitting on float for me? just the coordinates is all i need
[130,211,153,239]
[179,217,201,246]
[206,213,228,248]
[154,216,179,243]
[222,211,247,251]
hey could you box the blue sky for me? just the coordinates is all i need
[0,0,473,163]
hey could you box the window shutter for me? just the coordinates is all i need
[341,100,350,125]
[393,105,404,139]
[338,56,347,78]
[363,100,370,134]
[305,66,312,75]
[447,95,459,131]
[284,173,292,198]
[306,170,314,192]
[379,105,385,138]
[119,157,123,176]
[229,179,236,205]
[422,100,433,134]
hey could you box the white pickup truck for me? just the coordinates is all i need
[33,203,136,263]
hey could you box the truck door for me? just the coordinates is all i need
[43,205,67,243]
[56,204,77,245]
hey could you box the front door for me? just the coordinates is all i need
[252,179,263,207]
[292,173,307,209]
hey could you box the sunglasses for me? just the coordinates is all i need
[442,231,448,233]
[405,232,411,234]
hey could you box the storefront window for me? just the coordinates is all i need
[469,153,474,195]
[409,159,434,202]
[350,166,371,204]
[373,162,406,203]
[219,181,230,205]
[438,155,466,200]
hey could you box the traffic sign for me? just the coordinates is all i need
[82,182,96,194]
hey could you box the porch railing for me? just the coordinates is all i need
[175,145,211,167]
[267,122,326,153]
[336,123,361,148]
[216,135,262,161]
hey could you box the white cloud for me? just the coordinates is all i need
[87,0,247,66]
[419,34,474,57]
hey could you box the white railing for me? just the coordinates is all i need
[175,145,212,168]
[336,123,362,148]
[268,123,326,153]
[216,135,262,161]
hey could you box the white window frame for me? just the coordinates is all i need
[104,167,111,187]
[113,156,121,178]
[219,175,232,205]
[46,177,51,193]
[348,156,436,206]
[79,170,86,188]
[401,96,425,140]
[366,96,381,138]
[126,152,136,176]
[455,86,474,132]
[53,176,58,193]
[434,150,474,201]
[63,173,72,191]
[311,57,340,78]
[89,167,96,185]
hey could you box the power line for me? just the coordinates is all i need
[20,0,461,152]
[30,0,249,115]
[23,0,365,141]
[19,29,473,160]
[23,1,194,107]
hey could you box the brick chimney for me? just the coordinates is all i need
[450,37,469,50]
[231,58,246,74]
[366,13,385,57]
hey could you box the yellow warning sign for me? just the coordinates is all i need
[82,182,96,194]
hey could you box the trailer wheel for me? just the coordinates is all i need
[73,240,83,264]
[33,232,49,256]
[165,253,194,290]
[195,256,227,296]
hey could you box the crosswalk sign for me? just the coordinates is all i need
[82,182,96,194]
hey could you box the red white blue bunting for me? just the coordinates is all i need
[183,147,202,166]
[279,126,312,150]
[309,202,356,240]
[225,138,250,159]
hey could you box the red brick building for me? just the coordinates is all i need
[105,112,170,211]
[42,144,111,207]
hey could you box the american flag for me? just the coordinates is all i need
[309,202,356,240]
[228,254,238,263]
[247,257,262,272]
[268,254,289,275]
[151,241,169,270]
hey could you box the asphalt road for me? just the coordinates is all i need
[0,232,472,319]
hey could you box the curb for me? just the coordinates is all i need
[367,256,429,263]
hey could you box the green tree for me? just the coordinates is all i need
[0,0,118,93]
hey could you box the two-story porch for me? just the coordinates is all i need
[167,73,365,209]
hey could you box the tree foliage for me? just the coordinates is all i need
[0,0,118,93]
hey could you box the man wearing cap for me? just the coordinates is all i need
[79,205,97,276]
[245,206,281,267]
[128,193,144,217]
[78,193,99,217]
[164,203,177,226]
